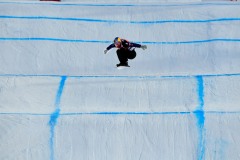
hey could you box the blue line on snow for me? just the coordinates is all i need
[1,37,240,44]
[49,76,67,160]
[0,37,111,43]
[62,111,191,115]
[1,15,240,24]
[0,73,240,79]
[194,76,206,160]
[1,111,240,116]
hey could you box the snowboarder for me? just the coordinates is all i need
[104,37,147,67]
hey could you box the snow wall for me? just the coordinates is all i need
[1,1,240,160]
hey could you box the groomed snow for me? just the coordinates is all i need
[0,1,240,160]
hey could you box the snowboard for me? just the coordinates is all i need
[116,65,130,69]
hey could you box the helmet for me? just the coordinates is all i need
[114,37,121,43]
[114,37,121,48]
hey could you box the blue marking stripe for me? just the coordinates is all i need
[49,76,67,160]
[195,76,206,160]
[0,37,240,44]
[0,73,240,79]
[1,15,240,24]
[1,111,240,116]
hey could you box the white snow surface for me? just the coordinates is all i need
[0,1,240,160]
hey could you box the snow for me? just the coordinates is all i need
[0,1,240,160]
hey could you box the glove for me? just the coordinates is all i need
[104,49,108,54]
[140,45,147,50]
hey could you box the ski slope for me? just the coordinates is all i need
[0,1,240,160]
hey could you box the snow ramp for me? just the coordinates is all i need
[0,1,240,160]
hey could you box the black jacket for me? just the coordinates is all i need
[106,39,141,51]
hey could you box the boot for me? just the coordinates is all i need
[116,62,130,67]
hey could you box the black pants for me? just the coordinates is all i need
[116,48,136,63]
